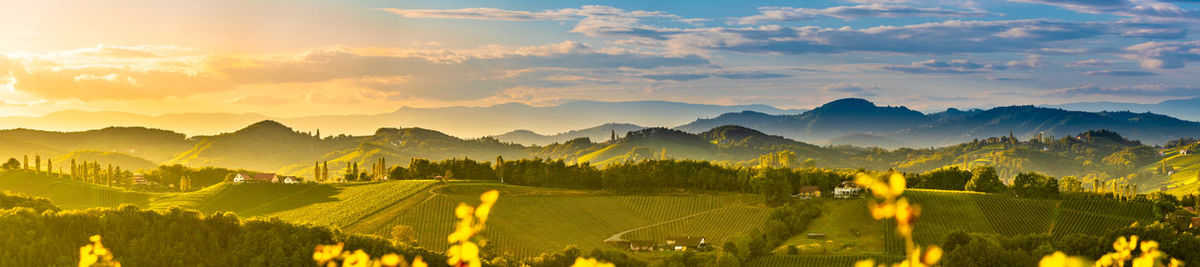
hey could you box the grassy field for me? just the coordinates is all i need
[1133,144,1200,195]
[0,170,151,209]
[777,199,885,255]
[355,183,770,258]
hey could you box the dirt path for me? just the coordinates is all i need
[603,206,734,243]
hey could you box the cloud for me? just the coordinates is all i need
[820,82,879,97]
[638,70,790,81]
[882,59,1005,74]
[1065,59,1111,67]
[374,7,576,21]
[1012,0,1200,20]
[4,42,710,101]
[1044,84,1200,97]
[734,4,991,24]
[1125,40,1200,69]
[1084,70,1159,76]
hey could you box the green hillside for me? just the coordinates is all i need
[53,150,159,171]
[169,120,362,172]
[1131,142,1200,195]
[276,127,530,177]
[352,183,770,258]
[901,189,1154,249]
[150,180,437,228]
[0,170,150,209]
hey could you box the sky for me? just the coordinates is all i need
[0,0,1199,117]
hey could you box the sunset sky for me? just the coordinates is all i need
[1,0,1199,117]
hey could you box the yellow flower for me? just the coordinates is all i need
[379,253,401,267]
[313,243,345,264]
[412,256,428,267]
[79,245,98,267]
[1040,252,1086,267]
[342,249,370,267]
[571,257,616,267]
[455,203,475,219]
[888,173,906,197]
[854,259,876,267]
[480,190,499,204]
[922,245,943,266]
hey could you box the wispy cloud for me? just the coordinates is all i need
[1044,84,1200,97]
[1125,40,1200,69]
[733,4,992,24]
[882,59,1006,74]
[1084,70,1158,76]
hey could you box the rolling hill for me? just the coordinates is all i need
[492,123,646,146]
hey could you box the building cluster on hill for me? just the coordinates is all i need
[791,181,863,199]
[232,173,302,184]
[620,236,709,252]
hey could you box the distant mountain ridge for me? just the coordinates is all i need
[1046,97,1200,122]
[491,123,646,146]
[0,100,802,138]
[675,98,1200,148]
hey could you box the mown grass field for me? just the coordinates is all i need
[777,199,885,255]
[356,183,770,258]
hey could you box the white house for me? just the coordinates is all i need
[834,181,863,198]
[283,176,301,184]
[232,173,252,183]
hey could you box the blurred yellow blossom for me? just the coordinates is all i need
[1039,252,1086,267]
[78,235,119,267]
[853,172,939,267]
[571,257,616,267]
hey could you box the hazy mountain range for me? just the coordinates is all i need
[671,98,1200,148]
[0,101,800,138]
[1045,97,1200,122]
[2,117,1189,193]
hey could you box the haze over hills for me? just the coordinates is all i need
[1046,97,1200,122]
[0,101,800,138]
[675,98,1200,148]
[0,112,1196,193]
[491,123,646,146]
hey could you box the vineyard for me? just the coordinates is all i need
[0,171,151,209]
[897,189,1155,248]
[362,183,770,258]
[746,254,903,267]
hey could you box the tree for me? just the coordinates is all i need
[966,166,1006,193]
[223,173,236,183]
[918,166,972,190]
[1059,176,1083,193]
[389,225,417,246]
[34,155,40,174]
[314,162,321,182]
[46,159,52,176]
[1012,172,1058,198]
[444,169,454,180]
[23,155,28,170]
[1,158,19,170]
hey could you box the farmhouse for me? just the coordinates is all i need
[282,176,301,184]
[665,236,706,251]
[629,240,655,251]
[233,173,281,183]
[792,186,821,199]
[807,233,826,239]
[834,181,862,198]
[1192,218,1200,229]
